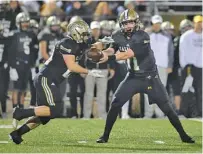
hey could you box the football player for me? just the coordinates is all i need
[96,9,195,143]
[9,20,104,144]
[38,16,63,63]
[8,12,35,110]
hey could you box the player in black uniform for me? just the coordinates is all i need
[8,12,36,110]
[0,23,9,118]
[9,20,104,144]
[96,9,195,144]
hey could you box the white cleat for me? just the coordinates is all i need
[12,108,19,130]
[12,118,18,130]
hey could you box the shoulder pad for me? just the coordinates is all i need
[37,28,50,40]
[58,38,76,54]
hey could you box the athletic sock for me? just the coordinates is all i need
[17,124,30,136]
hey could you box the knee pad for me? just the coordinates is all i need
[50,104,63,118]
[39,117,50,125]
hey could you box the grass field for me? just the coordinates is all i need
[0,119,202,153]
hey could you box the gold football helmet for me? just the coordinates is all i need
[67,20,91,44]
[119,9,140,34]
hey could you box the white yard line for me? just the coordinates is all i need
[0,141,9,144]
[0,125,21,129]
[154,140,165,144]
[188,118,203,122]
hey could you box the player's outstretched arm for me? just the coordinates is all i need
[63,54,89,74]
[99,48,134,63]
[63,54,104,77]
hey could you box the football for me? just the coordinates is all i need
[86,47,103,63]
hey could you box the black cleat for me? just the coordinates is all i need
[9,130,23,144]
[181,134,195,143]
[96,136,108,143]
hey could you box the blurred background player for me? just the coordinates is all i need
[8,12,35,110]
[38,15,62,63]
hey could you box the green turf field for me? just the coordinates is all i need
[0,119,202,153]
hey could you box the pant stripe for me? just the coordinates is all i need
[44,77,55,106]
[41,77,54,106]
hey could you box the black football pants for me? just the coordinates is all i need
[103,72,187,138]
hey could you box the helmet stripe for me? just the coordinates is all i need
[124,10,128,20]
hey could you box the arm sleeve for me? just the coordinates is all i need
[179,34,187,68]
[167,36,174,68]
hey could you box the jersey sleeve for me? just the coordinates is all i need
[38,29,49,42]
[58,39,77,55]
[38,33,47,42]
[109,41,119,52]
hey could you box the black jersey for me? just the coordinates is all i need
[40,36,89,85]
[111,30,157,75]
[38,29,63,57]
[8,30,35,68]
[0,36,8,67]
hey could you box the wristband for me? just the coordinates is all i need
[108,55,116,62]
